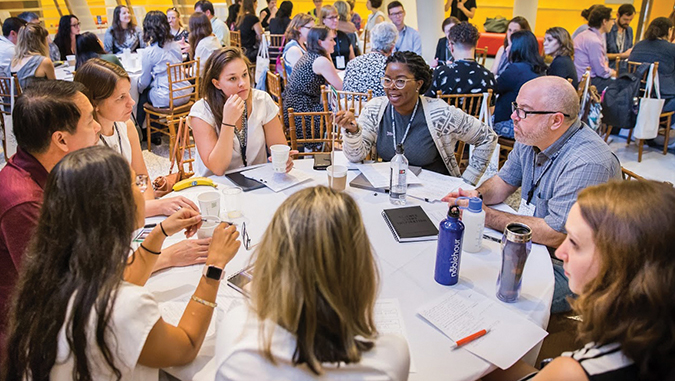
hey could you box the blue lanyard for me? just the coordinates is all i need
[391,97,420,151]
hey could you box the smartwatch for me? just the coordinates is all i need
[203,265,225,281]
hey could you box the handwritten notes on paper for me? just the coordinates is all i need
[241,165,312,192]
[375,299,417,373]
[408,170,468,202]
[356,162,421,188]
[417,287,547,369]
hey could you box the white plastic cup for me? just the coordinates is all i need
[222,186,243,218]
[326,165,348,191]
[198,191,221,218]
[270,144,290,173]
[197,216,221,238]
[66,55,76,67]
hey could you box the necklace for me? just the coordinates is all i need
[391,96,420,151]
[233,104,249,166]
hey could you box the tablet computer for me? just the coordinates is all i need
[225,171,266,192]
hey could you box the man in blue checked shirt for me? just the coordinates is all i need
[443,76,621,314]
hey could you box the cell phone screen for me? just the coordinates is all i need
[313,155,332,170]
[227,266,254,297]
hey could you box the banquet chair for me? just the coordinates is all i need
[287,108,338,157]
[144,59,199,158]
[230,31,241,48]
[436,89,493,171]
[0,75,21,161]
[268,34,285,71]
[621,167,645,181]
[266,71,286,139]
[277,56,288,86]
[497,136,515,169]
[320,86,373,116]
[475,46,488,66]
[171,116,195,179]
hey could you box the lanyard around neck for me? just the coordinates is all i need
[391,97,420,151]
[233,103,249,167]
[100,123,124,158]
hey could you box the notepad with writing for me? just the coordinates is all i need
[382,206,439,242]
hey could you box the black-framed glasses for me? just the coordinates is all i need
[511,102,570,119]
[381,77,415,90]
[241,222,252,250]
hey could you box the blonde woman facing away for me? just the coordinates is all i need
[10,24,55,89]
[189,47,294,176]
[214,186,411,380]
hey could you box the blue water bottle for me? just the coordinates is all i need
[434,206,465,285]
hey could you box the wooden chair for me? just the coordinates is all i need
[268,34,285,71]
[287,108,337,157]
[321,86,373,116]
[497,136,515,169]
[230,30,241,48]
[144,59,200,157]
[475,46,488,66]
[0,75,21,160]
[266,71,286,139]
[621,167,645,181]
[277,56,288,86]
[362,29,370,54]
[436,90,493,171]
[171,116,195,179]
[576,68,590,100]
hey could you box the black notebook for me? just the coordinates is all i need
[382,206,439,243]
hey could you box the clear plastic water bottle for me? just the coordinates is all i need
[389,143,408,205]
[456,197,485,253]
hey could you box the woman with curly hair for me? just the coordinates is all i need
[52,15,80,60]
[544,27,578,88]
[214,186,410,379]
[336,51,497,184]
[485,180,675,381]
[137,10,193,129]
[103,5,145,54]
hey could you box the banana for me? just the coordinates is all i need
[172,177,217,191]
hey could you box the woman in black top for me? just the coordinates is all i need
[236,0,263,62]
[268,1,293,35]
[259,0,277,30]
[319,4,354,70]
[433,16,459,68]
[543,27,578,89]
[53,15,80,60]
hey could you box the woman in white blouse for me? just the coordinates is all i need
[4,146,241,380]
[189,47,293,176]
[188,12,222,73]
[215,186,410,380]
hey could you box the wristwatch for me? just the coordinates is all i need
[203,265,225,281]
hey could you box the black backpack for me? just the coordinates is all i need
[601,62,651,129]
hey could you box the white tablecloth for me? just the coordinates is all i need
[55,55,141,118]
[144,159,554,380]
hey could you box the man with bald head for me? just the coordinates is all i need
[444,76,620,313]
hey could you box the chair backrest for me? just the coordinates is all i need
[268,34,285,65]
[436,89,492,119]
[626,60,658,98]
[166,59,200,109]
[230,30,241,48]
[266,71,286,138]
[0,75,21,115]
[277,55,288,86]
[169,116,195,179]
[321,85,373,116]
[363,29,370,54]
[577,67,591,99]
[475,46,488,66]
[621,167,645,181]
[287,108,338,157]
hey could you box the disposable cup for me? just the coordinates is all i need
[326,165,348,191]
[222,186,243,218]
[66,55,76,67]
[270,144,290,173]
[198,191,221,218]
[197,216,221,238]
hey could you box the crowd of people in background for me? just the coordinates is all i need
[0,1,675,380]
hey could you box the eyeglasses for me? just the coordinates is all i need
[389,11,404,17]
[241,222,252,250]
[511,102,570,119]
[381,77,415,90]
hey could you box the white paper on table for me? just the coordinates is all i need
[375,299,417,373]
[356,162,421,188]
[407,170,468,202]
[241,165,313,192]
[331,150,360,170]
[417,287,548,369]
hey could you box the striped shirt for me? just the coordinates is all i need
[498,120,621,233]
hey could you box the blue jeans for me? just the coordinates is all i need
[552,261,574,314]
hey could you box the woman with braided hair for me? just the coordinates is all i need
[336,51,497,185]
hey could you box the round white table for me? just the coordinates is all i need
[144,159,554,381]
